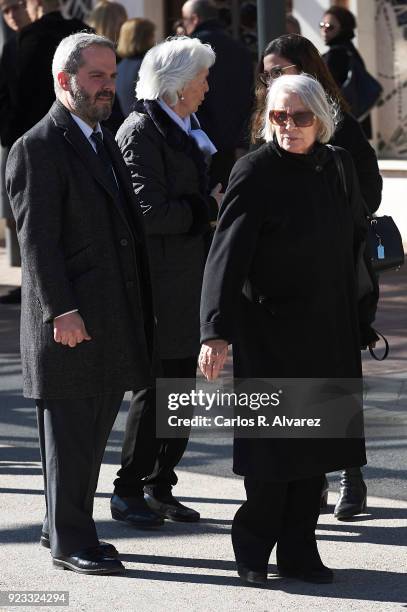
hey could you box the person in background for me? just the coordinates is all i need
[320,5,372,138]
[286,13,301,35]
[0,0,31,303]
[181,0,253,189]
[250,34,382,519]
[199,74,370,586]
[116,18,155,117]
[172,18,186,37]
[86,0,127,133]
[239,1,257,61]
[86,0,127,45]
[111,37,221,528]
[0,0,28,30]
[13,0,88,138]
[1,0,86,304]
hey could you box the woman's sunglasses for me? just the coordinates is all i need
[270,110,315,128]
[319,21,336,30]
[258,64,297,85]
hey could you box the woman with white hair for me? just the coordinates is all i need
[111,37,221,526]
[199,74,372,585]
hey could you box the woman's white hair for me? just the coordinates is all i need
[136,36,215,105]
[262,74,341,143]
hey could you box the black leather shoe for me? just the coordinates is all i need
[144,491,200,522]
[53,547,125,575]
[334,467,367,519]
[40,532,119,558]
[110,494,164,528]
[320,475,329,509]
[278,565,334,583]
[237,563,268,586]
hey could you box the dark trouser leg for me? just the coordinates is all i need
[113,387,159,497]
[232,478,288,572]
[144,356,197,496]
[37,406,49,536]
[83,395,124,518]
[37,393,123,558]
[276,474,325,570]
[113,356,197,498]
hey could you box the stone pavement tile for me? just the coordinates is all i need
[0,460,406,612]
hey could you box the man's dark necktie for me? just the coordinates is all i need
[91,131,118,193]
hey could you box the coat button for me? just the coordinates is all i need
[315,165,323,172]
[120,238,128,246]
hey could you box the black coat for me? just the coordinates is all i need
[200,142,367,481]
[116,100,217,359]
[191,20,253,151]
[6,100,155,399]
[15,12,88,139]
[323,36,372,138]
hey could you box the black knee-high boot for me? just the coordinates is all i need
[334,467,367,519]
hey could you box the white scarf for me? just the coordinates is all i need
[157,98,217,157]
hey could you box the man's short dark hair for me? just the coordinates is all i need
[188,0,218,22]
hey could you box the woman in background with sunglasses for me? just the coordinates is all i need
[251,33,382,520]
[199,74,372,586]
[320,6,372,138]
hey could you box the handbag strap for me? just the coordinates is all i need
[327,145,389,361]
[369,330,389,361]
[326,144,371,217]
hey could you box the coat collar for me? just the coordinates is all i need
[49,100,118,198]
[135,99,209,194]
[49,100,141,235]
[267,138,332,171]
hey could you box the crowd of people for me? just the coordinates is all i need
[1,0,383,587]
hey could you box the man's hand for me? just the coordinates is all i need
[53,312,92,348]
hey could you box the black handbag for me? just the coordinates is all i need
[328,145,405,274]
[333,46,383,121]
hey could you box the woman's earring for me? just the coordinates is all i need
[178,92,185,101]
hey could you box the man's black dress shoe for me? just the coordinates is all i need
[144,491,200,523]
[334,468,367,519]
[237,564,268,586]
[40,532,119,558]
[110,494,164,528]
[278,564,334,584]
[53,547,125,575]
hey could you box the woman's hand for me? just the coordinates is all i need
[199,339,228,381]
[210,183,223,208]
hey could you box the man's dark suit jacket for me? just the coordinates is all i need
[6,100,155,399]
[191,19,253,152]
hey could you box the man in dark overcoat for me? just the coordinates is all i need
[181,0,253,189]
[6,32,155,575]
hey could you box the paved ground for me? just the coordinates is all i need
[0,248,406,611]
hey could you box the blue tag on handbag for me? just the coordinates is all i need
[377,244,385,259]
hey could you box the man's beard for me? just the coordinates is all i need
[70,78,114,124]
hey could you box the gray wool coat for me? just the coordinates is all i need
[6,100,155,399]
